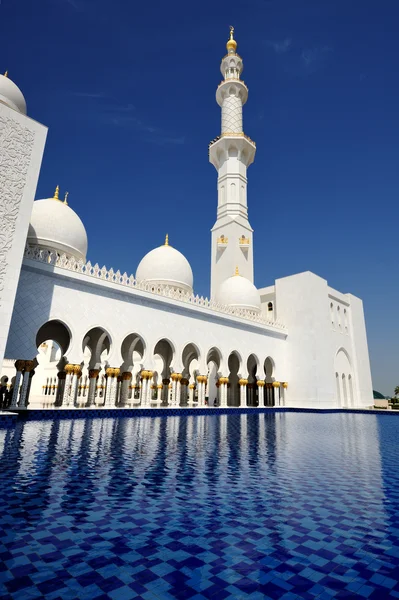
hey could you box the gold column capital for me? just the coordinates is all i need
[14,360,26,372]
[122,372,132,381]
[272,381,280,388]
[238,378,248,386]
[89,369,100,379]
[257,380,265,387]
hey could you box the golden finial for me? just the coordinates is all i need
[64,192,69,205]
[53,185,60,200]
[4,71,8,78]
[164,234,169,246]
[234,266,240,276]
[226,25,237,53]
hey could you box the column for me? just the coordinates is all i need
[219,377,229,407]
[146,371,154,406]
[140,371,148,405]
[10,360,25,409]
[120,372,132,406]
[18,360,35,408]
[272,381,281,406]
[156,384,163,404]
[62,365,74,407]
[116,375,122,406]
[55,371,66,406]
[105,368,120,407]
[239,379,248,407]
[176,374,182,407]
[257,380,265,407]
[196,375,207,406]
[162,379,170,405]
[86,369,100,407]
[170,373,178,406]
[69,366,82,407]
[180,378,189,406]
[188,383,195,405]
[281,382,288,406]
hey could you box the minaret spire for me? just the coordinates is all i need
[209,28,256,299]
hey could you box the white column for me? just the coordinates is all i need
[156,384,163,404]
[219,378,228,407]
[171,374,177,406]
[281,383,288,406]
[146,372,154,406]
[68,368,81,407]
[10,361,25,409]
[188,384,195,405]
[120,372,132,406]
[62,367,74,407]
[140,372,148,405]
[105,368,120,407]
[257,381,265,407]
[239,379,248,407]
[87,370,100,407]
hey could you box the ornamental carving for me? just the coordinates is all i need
[0,115,35,299]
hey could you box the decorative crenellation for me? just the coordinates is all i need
[23,244,285,330]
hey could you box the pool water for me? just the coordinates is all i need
[1,413,399,599]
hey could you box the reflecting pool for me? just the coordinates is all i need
[1,413,399,599]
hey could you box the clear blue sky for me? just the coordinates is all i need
[1,0,397,395]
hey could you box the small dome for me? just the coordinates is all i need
[27,188,88,261]
[226,26,237,53]
[216,270,261,313]
[136,236,193,293]
[0,73,27,114]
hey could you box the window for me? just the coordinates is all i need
[268,302,273,312]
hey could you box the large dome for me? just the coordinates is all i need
[0,73,27,114]
[27,188,88,261]
[216,270,261,313]
[136,236,193,293]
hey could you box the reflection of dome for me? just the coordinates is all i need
[216,269,261,313]
[136,235,193,293]
[0,73,27,114]
[27,188,88,261]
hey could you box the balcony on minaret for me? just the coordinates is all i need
[239,235,250,251]
[217,235,228,249]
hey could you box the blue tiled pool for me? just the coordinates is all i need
[1,413,399,599]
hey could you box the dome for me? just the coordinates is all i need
[216,269,261,313]
[27,187,88,261]
[136,235,193,293]
[0,72,27,114]
[226,26,237,53]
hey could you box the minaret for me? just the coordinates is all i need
[209,27,256,299]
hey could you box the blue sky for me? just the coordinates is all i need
[1,0,398,395]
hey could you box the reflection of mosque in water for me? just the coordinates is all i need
[0,414,386,529]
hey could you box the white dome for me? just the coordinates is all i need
[136,238,193,293]
[27,193,88,261]
[0,73,27,114]
[216,272,261,313]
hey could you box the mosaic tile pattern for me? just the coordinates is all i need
[1,413,399,599]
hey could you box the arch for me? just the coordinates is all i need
[121,333,146,372]
[335,347,352,366]
[246,353,259,407]
[206,347,222,370]
[264,356,275,382]
[82,327,111,370]
[182,343,200,378]
[36,319,72,356]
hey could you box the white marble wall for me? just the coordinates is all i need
[0,103,47,372]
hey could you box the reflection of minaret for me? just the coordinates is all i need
[209,27,256,298]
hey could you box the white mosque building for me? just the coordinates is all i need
[0,29,373,411]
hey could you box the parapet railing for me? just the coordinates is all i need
[24,245,285,331]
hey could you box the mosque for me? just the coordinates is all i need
[0,28,373,410]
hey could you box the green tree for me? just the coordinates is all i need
[394,386,399,398]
